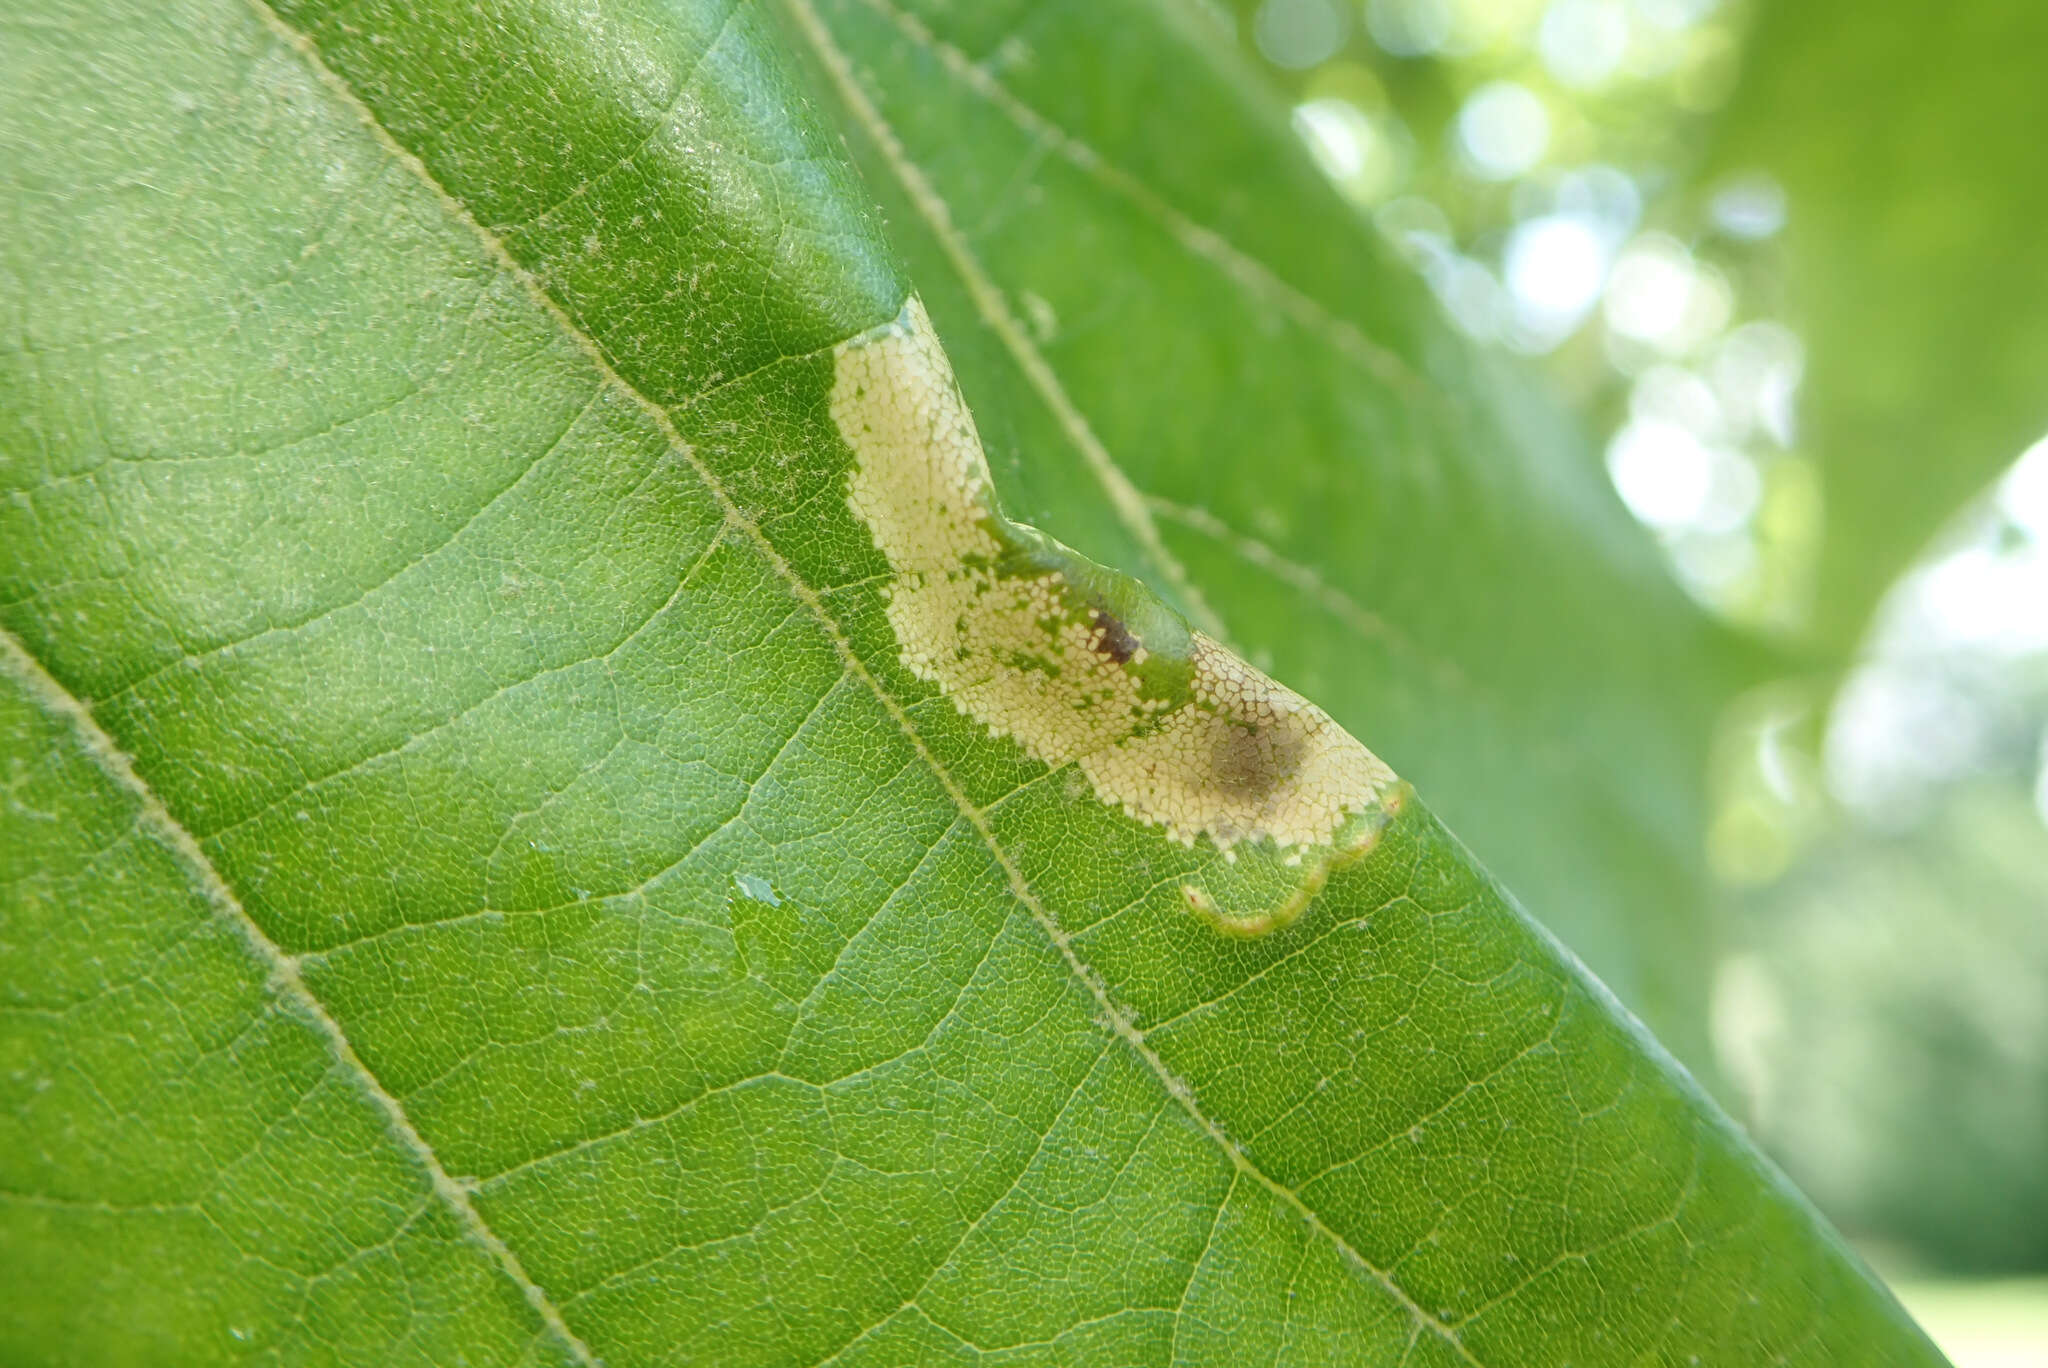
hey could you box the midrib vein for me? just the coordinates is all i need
[0,628,603,1368]
[243,1,1479,1359]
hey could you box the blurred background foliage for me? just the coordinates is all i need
[1213,0,2048,1358]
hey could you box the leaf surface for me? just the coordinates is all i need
[0,0,1938,1363]
[789,0,1754,1047]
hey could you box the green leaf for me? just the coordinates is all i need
[790,0,1753,1056]
[1715,2,2048,650]
[0,0,1935,1364]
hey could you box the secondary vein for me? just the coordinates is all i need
[239,0,1482,1357]
[784,0,1231,647]
[0,625,604,1368]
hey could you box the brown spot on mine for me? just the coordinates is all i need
[1209,723,1304,801]
[1090,609,1140,665]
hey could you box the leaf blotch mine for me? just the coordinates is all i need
[831,298,1399,932]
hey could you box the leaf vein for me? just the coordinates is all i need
[852,0,1426,398]
[247,1,1482,1359]
[0,626,603,1368]
[784,0,1230,644]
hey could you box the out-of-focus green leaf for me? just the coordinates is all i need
[1,0,1939,1363]
[1716,3,2048,651]
[1733,784,2048,1273]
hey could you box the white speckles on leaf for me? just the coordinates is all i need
[831,297,1397,866]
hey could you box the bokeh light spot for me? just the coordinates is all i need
[1711,172,1787,239]
[1254,0,1349,70]
[1457,81,1551,180]
[1366,0,1453,57]
[1504,213,1610,337]
[1293,98,1400,201]
[1608,417,1716,527]
[2000,434,2048,539]
[1540,0,1630,90]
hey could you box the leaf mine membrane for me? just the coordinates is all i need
[834,298,1398,931]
